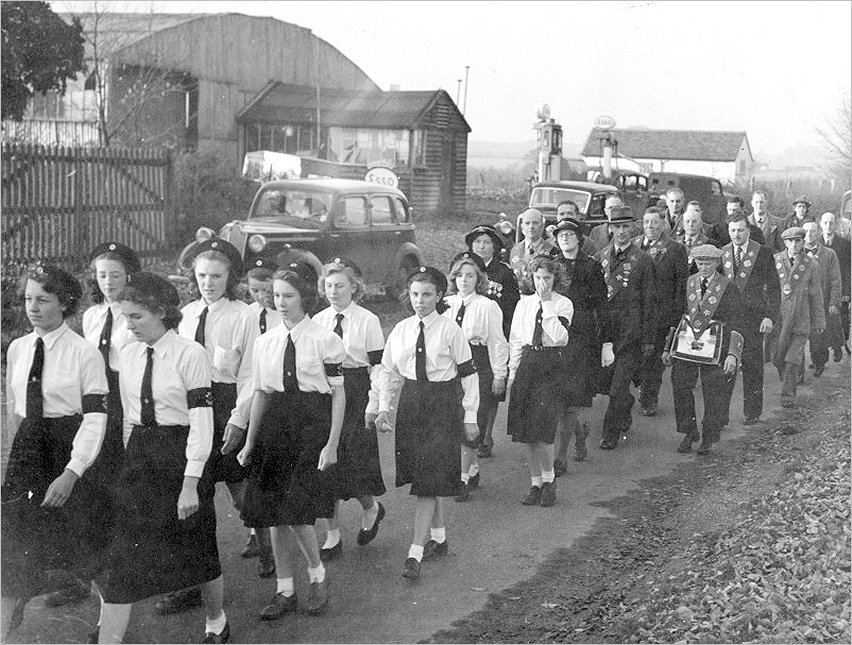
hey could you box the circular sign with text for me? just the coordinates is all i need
[594,115,617,130]
[364,166,399,189]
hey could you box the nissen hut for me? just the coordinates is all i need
[16,12,471,217]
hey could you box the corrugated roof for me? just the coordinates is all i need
[237,82,470,131]
[59,12,205,52]
[581,128,751,162]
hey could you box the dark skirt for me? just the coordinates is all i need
[206,382,246,484]
[241,390,336,527]
[565,331,599,407]
[329,367,386,501]
[1,415,113,599]
[395,379,463,497]
[507,346,570,444]
[104,424,220,604]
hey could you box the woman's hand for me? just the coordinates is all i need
[723,355,738,376]
[318,444,338,471]
[376,411,394,434]
[492,377,506,397]
[463,422,479,443]
[41,469,78,508]
[364,411,378,430]
[221,423,246,454]
[661,350,672,367]
[177,480,199,520]
[237,442,254,467]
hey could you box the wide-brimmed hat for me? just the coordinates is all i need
[464,224,503,251]
[792,196,811,208]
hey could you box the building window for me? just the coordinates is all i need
[326,127,425,168]
[246,123,320,156]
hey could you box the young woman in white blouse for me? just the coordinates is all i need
[443,252,508,502]
[99,272,228,644]
[1,265,108,637]
[158,238,256,615]
[375,266,479,581]
[237,263,346,619]
[507,255,574,508]
[237,258,281,578]
[313,258,387,560]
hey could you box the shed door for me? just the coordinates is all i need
[440,134,455,215]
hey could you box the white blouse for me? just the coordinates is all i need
[82,301,137,371]
[246,300,282,335]
[378,310,479,424]
[118,329,214,478]
[443,293,509,380]
[508,293,574,376]
[251,316,346,394]
[6,324,108,477]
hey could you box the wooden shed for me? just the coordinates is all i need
[19,12,470,217]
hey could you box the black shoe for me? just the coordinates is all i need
[696,439,712,456]
[540,481,556,507]
[260,593,298,621]
[402,557,420,580]
[743,416,760,426]
[202,621,230,644]
[43,580,90,607]
[86,627,99,644]
[814,363,826,377]
[356,502,386,546]
[640,403,657,417]
[521,486,542,505]
[469,472,480,489]
[319,539,342,562]
[422,539,449,561]
[454,483,471,502]
[307,580,329,615]
[553,459,567,477]
[598,439,617,450]
[676,432,696,453]
[155,587,203,615]
[241,532,259,558]
[477,445,493,459]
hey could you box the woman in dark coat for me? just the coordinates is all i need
[465,224,519,458]
[552,218,607,473]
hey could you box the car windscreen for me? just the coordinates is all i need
[250,188,334,229]
[529,188,591,216]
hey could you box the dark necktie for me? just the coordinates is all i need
[531,303,544,346]
[194,306,208,346]
[333,312,344,338]
[283,334,298,391]
[455,302,466,327]
[790,256,795,267]
[736,247,744,271]
[807,247,817,257]
[141,346,156,426]
[99,307,113,372]
[259,308,267,334]
[26,337,44,419]
[700,278,708,298]
[415,321,428,382]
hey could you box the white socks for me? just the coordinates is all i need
[541,470,555,483]
[276,577,295,596]
[307,563,326,584]
[531,475,543,488]
[407,544,424,561]
[322,529,340,549]
[469,463,479,477]
[205,611,227,635]
[430,527,446,544]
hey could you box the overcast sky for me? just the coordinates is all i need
[55,1,851,161]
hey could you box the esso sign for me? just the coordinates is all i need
[364,166,399,188]
[594,115,617,130]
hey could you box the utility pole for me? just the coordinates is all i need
[462,65,470,115]
[456,79,463,106]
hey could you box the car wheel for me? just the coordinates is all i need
[386,255,418,301]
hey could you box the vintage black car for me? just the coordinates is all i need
[184,178,424,297]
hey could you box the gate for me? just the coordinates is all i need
[1,143,172,269]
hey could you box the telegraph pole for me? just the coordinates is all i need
[462,66,470,115]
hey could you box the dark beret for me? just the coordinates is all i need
[327,255,363,277]
[282,260,318,285]
[449,250,487,273]
[89,241,142,273]
[409,265,448,293]
[188,238,244,276]
[247,257,278,273]
[28,263,82,302]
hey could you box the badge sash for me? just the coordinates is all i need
[722,240,758,290]
[686,272,729,336]
[600,245,640,301]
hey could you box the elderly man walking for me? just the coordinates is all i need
[802,222,842,376]
[509,208,556,294]
[820,212,851,358]
[773,227,825,408]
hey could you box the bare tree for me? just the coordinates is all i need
[815,92,851,189]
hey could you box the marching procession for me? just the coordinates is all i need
[1,188,849,644]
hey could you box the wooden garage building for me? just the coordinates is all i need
[18,12,471,217]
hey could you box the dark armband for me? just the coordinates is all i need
[663,326,677,354]
[324,362,343,377]
[457,359,477,378]
[187,387,213,408]
[367,349,383,366]
[82,393,108,414]
[557,316,572,332]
